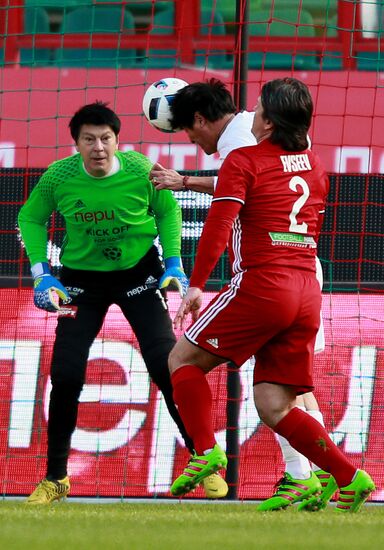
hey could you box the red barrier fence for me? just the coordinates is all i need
[1,289,383,499]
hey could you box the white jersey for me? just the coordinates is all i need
[217,110,256,160]
[214,111,256,191]
[218,110,310,160]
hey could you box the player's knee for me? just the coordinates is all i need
[254,401,274,427]
[253,391,284,428]
[256,400,296,429]
[169,338,215,374]
[168,343,184,374]
[50,378,83,403]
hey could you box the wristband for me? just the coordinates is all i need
[182,175,190,190]
[164,256,182,269]
[31,262,50,279]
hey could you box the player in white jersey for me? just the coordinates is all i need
[150,79,335,510]
[150,110,255,194]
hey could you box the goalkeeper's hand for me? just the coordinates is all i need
[159,257,189,297]
[31,262,71,312]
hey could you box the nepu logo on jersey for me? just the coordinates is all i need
[74,209,115,224]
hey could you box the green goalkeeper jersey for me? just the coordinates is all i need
[18,150,182,271]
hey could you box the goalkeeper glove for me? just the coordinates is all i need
[159,257,189,297]
[31,262,71,312]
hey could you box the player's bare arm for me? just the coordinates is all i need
[150,162,214,194]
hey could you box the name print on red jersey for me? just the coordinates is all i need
[280,154,312,173]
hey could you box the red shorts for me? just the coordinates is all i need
[185,268,321,394]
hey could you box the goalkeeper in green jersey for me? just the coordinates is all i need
[18,101,192,504]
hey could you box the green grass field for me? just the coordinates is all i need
[1,501,384,550]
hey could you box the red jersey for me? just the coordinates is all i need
[190,139,329,289]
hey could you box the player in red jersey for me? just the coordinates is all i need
[151,78,334,508]
[168,78,375,513]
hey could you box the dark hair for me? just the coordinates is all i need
[261,78,313,151]
[69,101,121,142]
[170,78,236,130]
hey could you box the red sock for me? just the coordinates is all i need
[171,365,216,455]
[274,408,356,487]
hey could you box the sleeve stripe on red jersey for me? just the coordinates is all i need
[212,196,245,205]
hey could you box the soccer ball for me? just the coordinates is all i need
[142,77,188,133]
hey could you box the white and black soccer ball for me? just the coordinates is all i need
[142,77,188,133]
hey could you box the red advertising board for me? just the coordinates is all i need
[0,289,383,499]
[0,68,383,173]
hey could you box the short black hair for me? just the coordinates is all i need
[170,78,236,130]
[69,101,121,142]
[261,78,313,151]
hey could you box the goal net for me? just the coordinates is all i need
[0,0,383,500]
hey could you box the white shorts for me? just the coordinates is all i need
[315,256,325,354]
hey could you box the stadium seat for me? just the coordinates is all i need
[260,1,338,25]
[247,9,319,70]
[317,12,383,71]
[356,52,384,71]
[201,0,262,23]
[20,6,52,66]
[196,9,233,69]
[356,3,383,70]
[99,0,173,15]
[317,14,343,70]
[54,5,137,67]
[144,5,231,69]
[142,7,176,68]
[24,0,87,6]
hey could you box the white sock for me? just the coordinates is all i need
[307,409,325,472]
[276,407,311,480]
